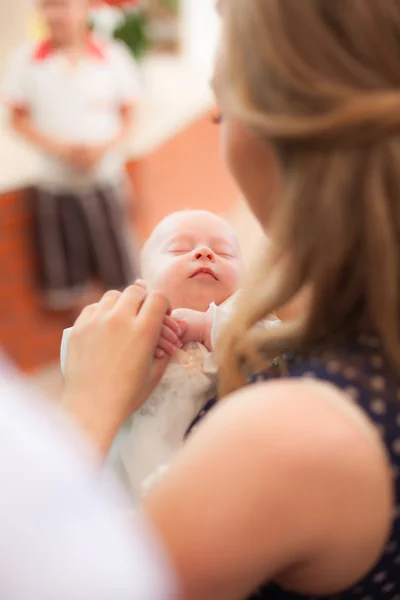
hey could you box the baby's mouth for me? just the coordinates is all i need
[190,267,218,281]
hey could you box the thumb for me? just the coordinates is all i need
[138,292,171,349]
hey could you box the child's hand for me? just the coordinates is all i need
[155,314,185,359]
[171,309,212,349]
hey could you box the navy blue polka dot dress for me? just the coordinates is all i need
[187,333,400,600]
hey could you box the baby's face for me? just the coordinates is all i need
[143,211,244,311]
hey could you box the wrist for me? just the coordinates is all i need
[61,390,122,456]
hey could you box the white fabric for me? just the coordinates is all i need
[0,359,178,600]
[2,38,141,190]
[116,342,218,501]
[208,290,280,348]
[61,294,280,504]
[208,290,242,349]
[61,328,217,503]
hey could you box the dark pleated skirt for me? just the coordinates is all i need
[30,181,137,308]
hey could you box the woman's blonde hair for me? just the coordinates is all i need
[218,0,400,396]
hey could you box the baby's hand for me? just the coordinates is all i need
[171,308,212,350]
[155,314,184,359]
[134,282,212,355]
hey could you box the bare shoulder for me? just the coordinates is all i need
[145,380,394,599]
[210,378,386,458]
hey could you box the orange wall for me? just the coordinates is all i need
[130,112,238,242]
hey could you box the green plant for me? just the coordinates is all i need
[160,0,179,13]
[113,10,149,59]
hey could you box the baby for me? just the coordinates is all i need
[141,209,245,351]
[61,210,277,502]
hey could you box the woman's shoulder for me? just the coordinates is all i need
[217,380,392,587]
[213,378,387,468]
[236,379,393,584]
[152,379,393,598]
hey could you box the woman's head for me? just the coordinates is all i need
[216,0,400,394]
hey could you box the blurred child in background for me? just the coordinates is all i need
[2,0,140,309]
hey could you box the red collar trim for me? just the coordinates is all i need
[33,36,106,61]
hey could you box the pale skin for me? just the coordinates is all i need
[140,210,245,357]
[11,0,134,172]
[62,6,395,600]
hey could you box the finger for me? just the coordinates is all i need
[134,279,147,291]
[113,284,147,317]
[97,290,121,314]
[163,315,181,336]
[157,337,178,356]
[155,348,166,359]
[74,303,98,326]
[173,319,188,337]
[138,292,170,336]
[160,324,181,347]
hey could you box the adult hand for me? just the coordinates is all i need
[134,280,185,358]
[62,285,170,454]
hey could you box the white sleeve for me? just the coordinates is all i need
[60,327,72,374]
[109,41,143,106]
[2,45,32,109]
[207,291,281,350]
[207,291,242,349]
[208,301,232,350]
[0,362,178,600]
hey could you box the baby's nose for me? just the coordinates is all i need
[194,246,215,261]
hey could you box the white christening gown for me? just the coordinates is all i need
[60,293,279,504]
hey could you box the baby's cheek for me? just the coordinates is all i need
[164,265,183,289]
[153,261,187,300]
[223,262,242,290]
[147,259,178,290]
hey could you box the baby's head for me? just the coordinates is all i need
[141,210,244,311]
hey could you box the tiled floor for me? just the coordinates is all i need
[29,196,263,401]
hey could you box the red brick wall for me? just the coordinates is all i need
[0,112,237,372]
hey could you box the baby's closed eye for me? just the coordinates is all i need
[166,240,192,254]
[213,246,235,258]
[167,245,190,254]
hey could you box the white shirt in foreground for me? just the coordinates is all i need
[0,359,178,600]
